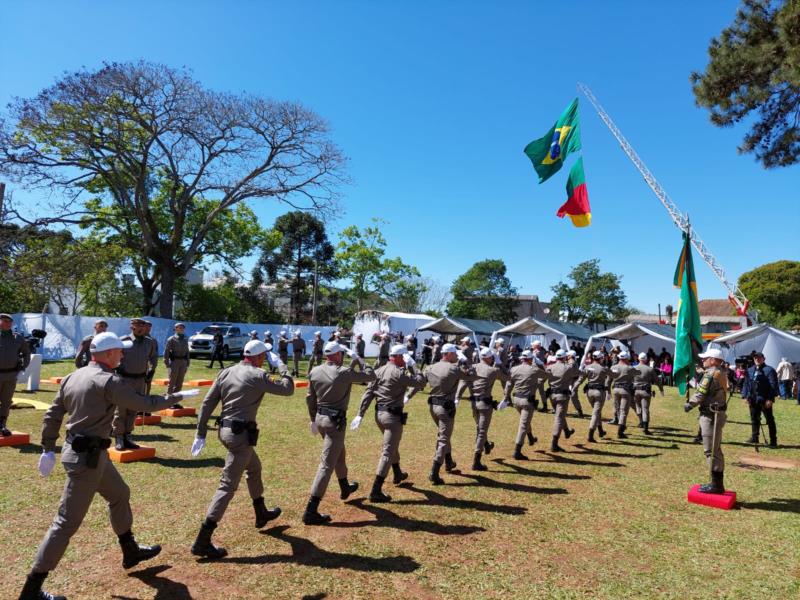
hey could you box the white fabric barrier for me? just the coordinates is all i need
[708,325,800,367]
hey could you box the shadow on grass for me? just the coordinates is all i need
[571,445,662,459]
[158,422,200,430]
[11,443,46,455]
[448,472,569,495]
[113,564,191,600]
[738,498,800,514]
[604,439,680,450]
[491,457,592,480]
[132,434,177,443]
[532,451,625,468]
[151,456,225,469]
[392,483,528,514]
[206,525,420,572]
[328,497,485,535]
[301,594,327,600]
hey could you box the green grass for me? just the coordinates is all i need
[2,360,799,599]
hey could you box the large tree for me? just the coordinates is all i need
[252,210,336,323]
[446,259,518,323]
[0,61,346,317]
[691,0,800,168]
[549,259,630,327]
[738,260,800,328]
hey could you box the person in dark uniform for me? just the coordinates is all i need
[0,313,31,436]
[208,329,225,369]
[277,331,290,366]
[742,352,780,447]
[307,331,325,372]
[164,323,190,407]
[73,319,108,368]
[291,330,306,378]
[355,333,366,360]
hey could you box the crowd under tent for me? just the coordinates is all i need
[351,310,435,357]
[708,324,800,367]
[585,322,676,356]
[495,317,593,351]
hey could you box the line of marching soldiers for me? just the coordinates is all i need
[19,323,730,600]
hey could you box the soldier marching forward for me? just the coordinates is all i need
[303,342,375,525]
[633,352,664,435]
[291,330,306,378]
[73,319,108,369]
[277,331,290,366]
[503,349,547,459]
[375,333,391,368]
[355,333,366,361]
[566,350,585,417]
[0,313,31,436]
[164,322,190,407]
[609,351,637,438]
[531,341,549,412]
[684,348,729,494]
[469,347,509,471]
[307,331,325,372]
[574,351,609,442]
[351,344,426,502]
[19,332,185,600]
[189,340,294,559]
[545,350,580,452]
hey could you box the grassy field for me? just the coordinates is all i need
[2,359,799,599]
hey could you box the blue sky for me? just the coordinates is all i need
[1,1,797,314]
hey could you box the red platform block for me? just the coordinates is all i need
[188,379,213,387]
[108,446,156,463]
[152,378,169,386]
[47,377,64,385]
[0,432,30,447]
[687,484,737,510]
[156,407,197,417]
[295,380,309,388]
[134,415,162,426]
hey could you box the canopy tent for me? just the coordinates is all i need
[495,317,593,351]
[708,324,800,367]
[585,322,676,356]
[351,310,435,357]
[418,316,472,336]
[453,318,505,338]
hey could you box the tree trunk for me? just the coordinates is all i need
[159,269,176,319]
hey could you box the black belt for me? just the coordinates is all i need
[65,432,112,449]
[552,388,571,395]
[700,404,727,414]
[377,405,404,416]
[613,383,634,392]
[587,384,606,391]
[428,395,455,408]
[317,406,346,418]
[634,384,652,391]
[219,418,257,429]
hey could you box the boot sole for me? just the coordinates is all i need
[255,508,282,528]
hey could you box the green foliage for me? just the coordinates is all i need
[549,259,630,326]
[691,0,800,167]
[738,260,800,328]
[175,277,283,324]
[447,259,517,323]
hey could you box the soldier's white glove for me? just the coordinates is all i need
[497,398,510,410]
[190,437,205,457]
[266,351,280,367]
[350,415,362,430]
[310,421,319,435]
[403,394,411,405]
[173,389,200,398]
[456,351,468,363]
[344,348,356,358]
[38,451,56,477]
[454,398,460,406]
[403,354,416,367]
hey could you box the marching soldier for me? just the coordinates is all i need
[566,350,585,417]
[375,333,391,368]
[531,341,549,412]
[189,340,294,559]
[164,323,191,407]
[609,350,637,438]
[355,333,366,360]
[0,313,30,436]
[503,349,547,459]
[303,341,375,525]
[494,337,509,369]
[291,330,306,378]
[307,331,325,372]
[425,343,477,485]
[469,347,509,471]
[431,335,442,364]
[111,318,157,451]
[208,329,225,369]
[249,330,259,341]
[20,332,187,600]
[574,351,609,442]
[633,352,664,436]
[684,348,729,494]
[277,331,289,366]
[456,337,476,401]
[73,319,108,368]
[545,349,580,452]
[351,344,426,502]
[264,330,274,347]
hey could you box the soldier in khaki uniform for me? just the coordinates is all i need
[303,342,375,525]
[189,340,294,559]
[469,347,509,471]
[291,330,306,378]
[375,333,391,368]
[143,320,158,396]
[352,344,426,502]
[456,337,477,401]
[609,351,637,438]
[425,343,478,484]
[545,349,580,452]
[164,322,190,406]
[307,331,325,372]
[73,319,108,369]
[277,331,289,366]
[684,348,729,494]
[574,351,610,442]
[355,333,366,360]
[531,341,549,412]
[633,352,664,435]
[0,313,31,436]
[20,332,185,600]
[566,350,585,417]
[503,349,547,459]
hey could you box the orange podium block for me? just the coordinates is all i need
[188,379,213,387]
[0,432,30,447]
[108,446,156,463]
[156,407,197,417]
[48,377,64,385]
[134,415,162,426]
[153,378,169,386]
[295,380,309,389]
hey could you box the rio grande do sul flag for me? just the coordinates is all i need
[524,97,581,183]
[556,157,591,227]
[672,230,703,395]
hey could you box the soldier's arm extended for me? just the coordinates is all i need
[503,373,516,401]
[196,378,223,438]
[458,365,478,382]
[163,338,173,368]
[260,371,294,397]
[106,376,176,414]
[357,378,379,417]
[306,383,318,422]
[74,339,89,368]
[348,364,377,384]
[401,367,427,391]
[41,378,69,452]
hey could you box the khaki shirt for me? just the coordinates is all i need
[689,366,728,409]
[197,362,294,437]
[505,362,546,399]
[278,338,289,353]
[164,334,190,366]
[356,339,365,358]
[378,339,391,359]
[118,335,158,376]
[426,360,477,400]
[472,361,509,398]
[41,362,175,451]
[74,334,94,368]
[545,361,580,393]
[358,363,426,415]
[609,362,637,387]
[576,362,609,387]
[634,364,663,393]
[292,337,306,354]
[312,337,324,355]
[306,360,376,420]
[0,331,31,378]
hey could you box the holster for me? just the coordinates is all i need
[68,434,111,469]
[318,406,346,431]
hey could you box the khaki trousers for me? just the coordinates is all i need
[587,389,605,430]
[551,393,570,436]
[310,414,348,498]
[634,390,652,423]
[167,360,188,394]
[512,397,535,445]
[112,377,145,436]
[429,403,455,463]
[613,389,633,426]
[471,400,494,453]
[206,427,264,523]
[700,411,726,472]
[375,411,403,477]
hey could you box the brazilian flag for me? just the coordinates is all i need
[673,230,703,395]
[524,97,582,183]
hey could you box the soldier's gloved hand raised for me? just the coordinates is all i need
[310,421,319,435]
[38,451,56,477]
[403,354,416,367]
[456,351,468,363]
[173,389,200,398]
[683,402,694,413]
[191,437,205,457]
[350,415,362,430]
[403,394,411,405]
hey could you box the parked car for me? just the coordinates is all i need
[188,324,248,359]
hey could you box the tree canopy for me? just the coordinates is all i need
[446,259,518,323]
[691,0,800,168]
[738,260,800,328]
[549,259,630,327]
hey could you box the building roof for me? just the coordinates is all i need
[697,299,737,317]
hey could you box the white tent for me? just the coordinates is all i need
[351,310,435,357]
[585,322,676,356]
[708,324,800,367]
[495,317,592,351]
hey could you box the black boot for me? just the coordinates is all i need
[513,443,528,460]
[564,427,575,439]
[444,453,457,473]
[699,471,725,494]
[115,435,125,451]
[472,451,487,471]
[391,462,408,484]
[0,417,11,437]
[302,495,332,525]
[607,417,618,425]
[253,497,281,528]
[587,429,596,443]
[617,424,628,439]
[123,434,140,450]
[429,460,444,485]
[170,403,184,409]
[643,421,652,436]
[369,475,392,502]
[191,518,228,558]
[769,437,778,448]
[598,426,606,438]
[550,435,564,452]
[484,440,494,455]
[118,530,161,569]
[18,571,65,600]
[526,431,537,446]
[338,477,359,500]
